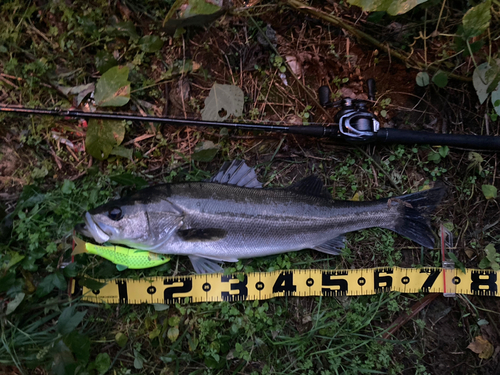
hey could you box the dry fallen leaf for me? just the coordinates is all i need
[286,55,302,78]
[467,335,494,359]
[465,249,475,258]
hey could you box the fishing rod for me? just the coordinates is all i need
[1,79,499,150]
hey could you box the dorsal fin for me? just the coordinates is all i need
[209,160,262,188]
[287,175,330,198]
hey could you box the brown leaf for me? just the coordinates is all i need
[467,335,494,359]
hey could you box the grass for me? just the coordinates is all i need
[1,0,500,374]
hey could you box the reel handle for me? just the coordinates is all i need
[367,78,376,101]
[318,86,332,108]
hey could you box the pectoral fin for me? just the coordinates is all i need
[312,235,345,255]
[178,228,227,242]
[189,255,224,274]
[116,264,128,271]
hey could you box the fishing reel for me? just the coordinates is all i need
[318,79,379,143]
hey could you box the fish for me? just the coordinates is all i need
[76,160,446,274]
[71,236,170,271]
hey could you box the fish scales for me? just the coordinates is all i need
[76,161,446,273]
[162,183,399,259]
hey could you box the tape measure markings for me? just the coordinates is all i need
[73,267,500,304]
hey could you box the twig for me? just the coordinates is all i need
[247,15,334,121]
[285,0,471,82]
[49,146,63,170]
[382,294,439,339]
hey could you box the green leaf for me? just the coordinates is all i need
[21,255,38,272]
[106,21,139,41]
[61,179,75,194]
[473,61,500,104]
[153,303,170,311]
[53,272,67,290]
[133,349,145,369]
[3,251,25,271]
[447,252,466,273]
[115,332,128,348]
[6,292,25,315]
[37,274,57,297]
[485,243,497,262]
[57,305,87,335]
[192,140,219,162]
[78,277,107,290]
[181,0,221,17]
[64,331,91,363]
[167,326,180,342]
[94,353,111,374]
[139,35,164,53]
[438,146,449,158]
[63,262,79,278]
[482,184,497,200]
[367,11,386,23]
[462,1,491,39]
[110,145,133,160]
[492,87,500,116]
[201,83,244,121]
[94,66,131,107]
[95,50,118,74]
[86,119,126,160]
[427,152,441,164]
[432,70,448,88]
[443,222,454,232]
[51,340,76,375]
[416,72,430,87]
[478,257,491,269]
[110,172,149,189]
[347,0,427,15]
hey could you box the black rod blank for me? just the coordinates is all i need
[1,105,499,151]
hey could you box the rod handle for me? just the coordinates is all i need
[377,128,500,151]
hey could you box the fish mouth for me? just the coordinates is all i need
[77,212,111,243]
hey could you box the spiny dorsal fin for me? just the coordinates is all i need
[209,160,262,188]
[287,175,330,198]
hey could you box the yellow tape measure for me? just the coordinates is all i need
[74,267,499,304]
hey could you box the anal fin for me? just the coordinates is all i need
[189,255,224,274]
[312,235,345,255]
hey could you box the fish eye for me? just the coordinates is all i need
[108,207,123,221]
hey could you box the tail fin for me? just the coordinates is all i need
[72,236,89,255]
[389,185,446,248]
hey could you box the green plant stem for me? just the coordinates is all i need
[285,0,472,82]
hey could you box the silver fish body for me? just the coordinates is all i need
[77,161,445,273]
